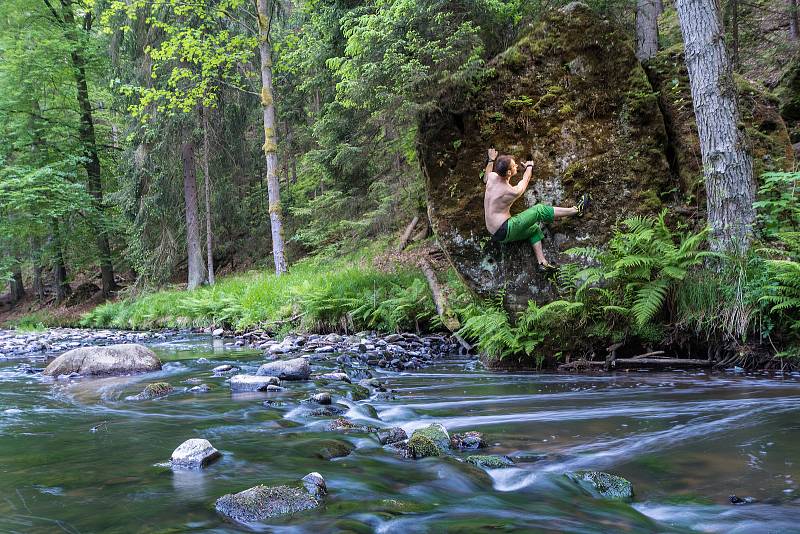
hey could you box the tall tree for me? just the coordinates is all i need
[257,0,288,274]
[676,0,756,254]
[202,106,215,285]
[181,126,208,289]
[790,0,800,40]
[636,0,660,61]
[50,0,118,296]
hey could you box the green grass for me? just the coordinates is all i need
[78,246,439,334]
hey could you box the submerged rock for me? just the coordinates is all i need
[567,471,633,500]
[312,439,354,460]
[465,455,514,469]
[408,423,450,458]
[256,357,311,380]
[327,418,376,433]
[419,3,674,311]
[348,384,370,401]
[377,427,408,445]
[310,392,332,405]
[189,384,211,393]
[215,484,319,522]
[451,431,487,450]
[170,438,221,468]
[43,344,162,377]
[229,374,280,392]
[126,382,174,400]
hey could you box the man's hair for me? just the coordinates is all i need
[495,155,514,177]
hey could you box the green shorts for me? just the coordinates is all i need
[494,204,554,245]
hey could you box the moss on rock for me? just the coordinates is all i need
[126,382,174,401]
[465,455,514,469]
[407,423,450,458]
[567,470,633,500]
[215,484,319,522]
[419,2,673,311]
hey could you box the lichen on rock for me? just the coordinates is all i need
[465,455,514,469]
[215,484,319,522]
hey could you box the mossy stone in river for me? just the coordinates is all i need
[126,382,173,401]
[465,455,514,469]
[215,484,319,522]
[314,439,354,460]
[567,470,633,500]
[408,423,450,458]
[348,384,370,401]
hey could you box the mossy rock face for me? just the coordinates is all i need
[408,423,450,458]
[348,384,370,401]
[419,2,673,310]
[646,44,794,200]
[566,470,633,500]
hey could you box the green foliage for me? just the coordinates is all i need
[753,172,800,236]
[569,211,712,328]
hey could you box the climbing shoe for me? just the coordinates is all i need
[576,193,591,217]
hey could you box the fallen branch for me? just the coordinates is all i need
[631,350,666,360]
[558,360,606,372]
[605,341,624,370]
[410,222,429,243]
[397,214,421,251]
[420,257,460,332]
[614,358,712,368]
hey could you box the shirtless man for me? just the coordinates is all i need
[484,147,589,272]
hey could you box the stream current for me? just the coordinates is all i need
[1,333,800,533]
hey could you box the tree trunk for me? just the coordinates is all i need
[790,0,800,40]
[51,221,71,304]
[636,0,660,61]
[181,129,208,290]
[61,0,117,296]
[731,0,739,71]
[202,106,215,285]
[676,0,756,255]
[10,265,25,303]
[256,0,288,275]
[33,261,45,302]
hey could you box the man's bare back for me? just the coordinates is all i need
[483,151,533,234]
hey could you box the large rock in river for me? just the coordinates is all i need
[43,344,162,377]
[420,3,674,310]
[215,484,320,522]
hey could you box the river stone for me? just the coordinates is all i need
[567,471,633,500]
[170,438,221,468]
[317,372,350,383]
[408,423,450,458]
[418,3,675,311]
[229,374,280,392]
[302,472,327,498]
[310,392,332,405]
[377,427,408,445]
[215,484,319,522]
[314,439,354,460]
[256,357,310,380]
[451,431,487,450]
[466,455,514,469]
[126,382,173,401]
[43,344,162,377]
[348,384,370,401]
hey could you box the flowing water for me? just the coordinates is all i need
[1,334,800,533]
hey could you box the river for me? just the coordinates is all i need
[1,333,799,533]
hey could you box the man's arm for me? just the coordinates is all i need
[510,161,534,196]
[484,147,498,176]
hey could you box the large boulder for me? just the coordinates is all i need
[566,470,634,500]
[408,423,450,458]
[43,344,162,377]
[419,3,673,310]
[229,374,280,392]
[256,357,310,380]
[171,438,221,468]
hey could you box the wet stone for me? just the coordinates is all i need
[466,455,514,469]
[310,392,332,405]
[189,384,211,393]
[302,472,327,498]
[451,431,487,450]
[229,374,280,392]
[126,382,174,401]
[170,438,221,468]
[408,424,450,458]
[377,427,408,445]
[256,357,310,381]
[215,484,319,522]
[567,471,634,500]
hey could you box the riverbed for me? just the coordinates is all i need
[1,333,800,533]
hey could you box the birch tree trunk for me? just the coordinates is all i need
[676,0,756,255]
[181,129,208,289]
[636,0,660,61]
[256,0,288,275]
[202,106,215,285]
[61,0,117,296]
[790,0,800,40]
